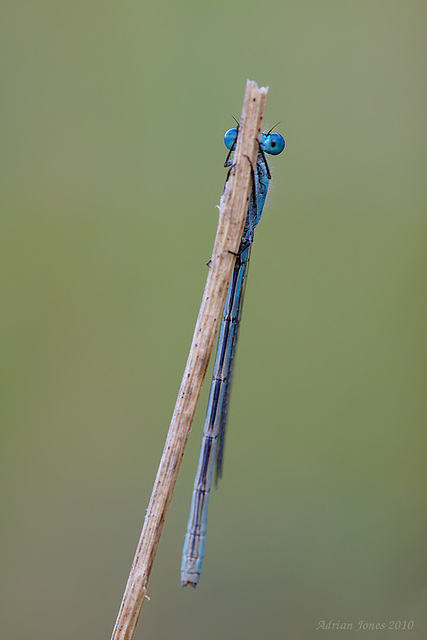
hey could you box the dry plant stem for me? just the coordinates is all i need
[110,80,269,640]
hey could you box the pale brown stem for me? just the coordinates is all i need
[110,80,269,640]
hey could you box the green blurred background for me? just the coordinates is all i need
[1,1,426,638]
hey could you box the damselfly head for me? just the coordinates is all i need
[224,126,285,157]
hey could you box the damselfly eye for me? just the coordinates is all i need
[224,128,238,150]
[262,132,285,155]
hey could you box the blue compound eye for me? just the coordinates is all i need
[262,132,285,155]
[224,128,238,150]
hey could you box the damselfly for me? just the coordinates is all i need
[181,125,285,587]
